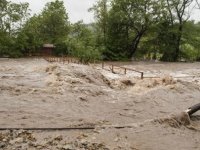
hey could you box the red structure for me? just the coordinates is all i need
[42,44,55,56]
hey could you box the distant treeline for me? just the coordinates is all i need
[0,0,200,62]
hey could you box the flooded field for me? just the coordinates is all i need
[0,58,200,150]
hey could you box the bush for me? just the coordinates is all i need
[54,41,69,56]
[180,44,198,61]
[68,39,101,63]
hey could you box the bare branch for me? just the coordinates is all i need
[196,0,200,9]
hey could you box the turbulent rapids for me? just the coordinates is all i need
[0,58,200,150]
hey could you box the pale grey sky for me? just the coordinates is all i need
[11,0,97,23]
[11,0,200,23]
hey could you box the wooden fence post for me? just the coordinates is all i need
[102,62,104,69]
[141,72,144,79]
[124,68,127,74]
[111,65,114,73]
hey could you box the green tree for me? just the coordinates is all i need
[89,0,109,50]
[68,21,101,63]
[161,0,194,61]
[40,0,69,44]
[181,21,200,61]
[17,0,70,56]
[0,0,30,57]
[105,0,164,59]
[17,15,42,55]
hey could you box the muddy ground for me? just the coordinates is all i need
[0,58,200,150]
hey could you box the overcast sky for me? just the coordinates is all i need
[11,0,200,23]
[11,0,97,23]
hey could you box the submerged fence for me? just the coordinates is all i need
[101,62,144,79]
[44,56,144,79]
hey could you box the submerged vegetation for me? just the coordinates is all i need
[0,0,200,62]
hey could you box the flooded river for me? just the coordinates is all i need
[0,58,200,150]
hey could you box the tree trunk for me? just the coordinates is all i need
[129,30,145,58]
[174,23,183,61]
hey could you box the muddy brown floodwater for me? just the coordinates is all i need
[0,58,200,150]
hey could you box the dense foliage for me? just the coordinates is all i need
[0,0,200,62]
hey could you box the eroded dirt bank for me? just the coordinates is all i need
[0,58,200,150]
